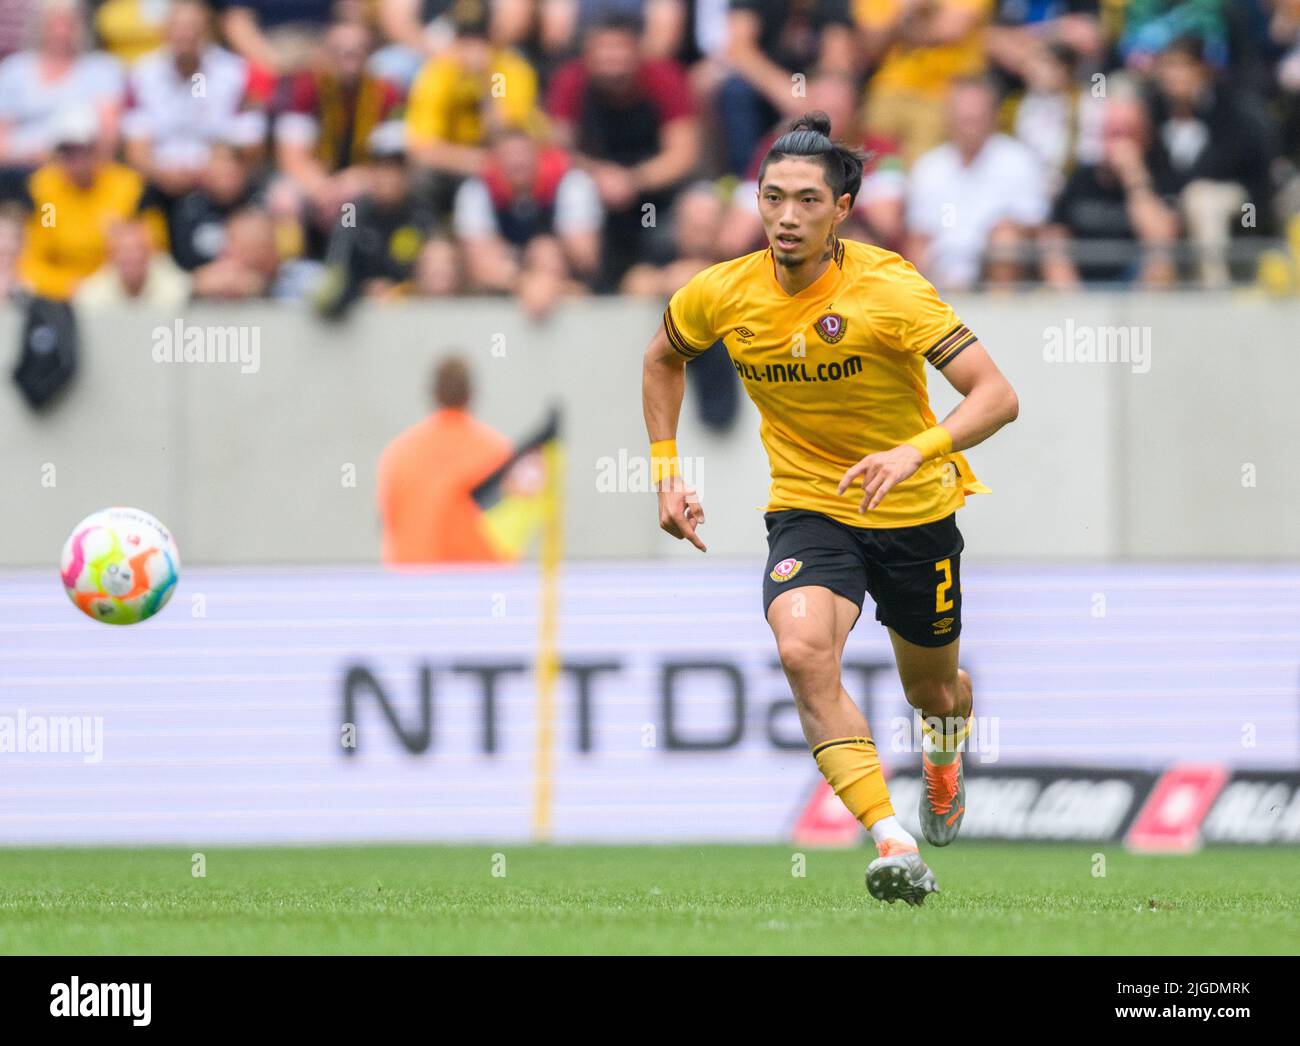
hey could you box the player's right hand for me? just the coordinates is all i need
[657,477,707,553]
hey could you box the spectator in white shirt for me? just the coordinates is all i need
[906,76,1049,290]
[75,218,191,309]
[122,0,265,198]
[0,0,125,168]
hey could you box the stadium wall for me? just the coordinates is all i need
[1,294,1298,566]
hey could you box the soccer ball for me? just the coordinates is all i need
[60,507,180,625]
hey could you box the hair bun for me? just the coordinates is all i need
[760,110,864,207]
[789,111,833,138]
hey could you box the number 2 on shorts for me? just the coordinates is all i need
[934,558,954,613]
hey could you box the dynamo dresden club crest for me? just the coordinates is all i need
[816,312,846,344]
[769,557,803,583]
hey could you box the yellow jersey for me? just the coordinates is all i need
[664,238,988,529]
[406,48,541,148]
[20,162,152,301]
[856,0,992,97]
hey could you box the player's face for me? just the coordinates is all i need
[757,158,850,268]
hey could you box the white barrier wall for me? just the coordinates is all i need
[1,563,1296,845]
[2,294,1298,566]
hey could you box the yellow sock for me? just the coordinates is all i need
[812,736,894,829]
[921,714,972,766]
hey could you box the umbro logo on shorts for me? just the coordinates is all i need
[932,617,955,635]
[770,557,803,583]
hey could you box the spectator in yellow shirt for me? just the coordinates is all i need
[18,108,161,301]
[405,0,541,198]
[857,0,993,165]
[94,0,167,65]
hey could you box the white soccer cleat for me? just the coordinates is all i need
[865,839,939,907]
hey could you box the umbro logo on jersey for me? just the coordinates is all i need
[734,326,755,339]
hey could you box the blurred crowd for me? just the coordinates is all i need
[3,0,1300,318]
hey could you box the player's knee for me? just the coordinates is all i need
[775,631,835,682]
[903,676,959,716]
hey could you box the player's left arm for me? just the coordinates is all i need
[838,342,1019,512]
[927,340,1020,455]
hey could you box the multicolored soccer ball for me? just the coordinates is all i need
[60,507,180,625]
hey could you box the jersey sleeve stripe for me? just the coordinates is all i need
[663,308,709,359]
[925,324,975,367]
[924,323,968,360]
[931,333,978,369]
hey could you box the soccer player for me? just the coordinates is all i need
[641,113,1019,905]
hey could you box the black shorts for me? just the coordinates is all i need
[762,509,964,647]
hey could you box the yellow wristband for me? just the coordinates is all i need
[649,439,680,485]
[904,425,952,462]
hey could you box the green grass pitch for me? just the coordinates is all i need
[0,843,1295,955]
